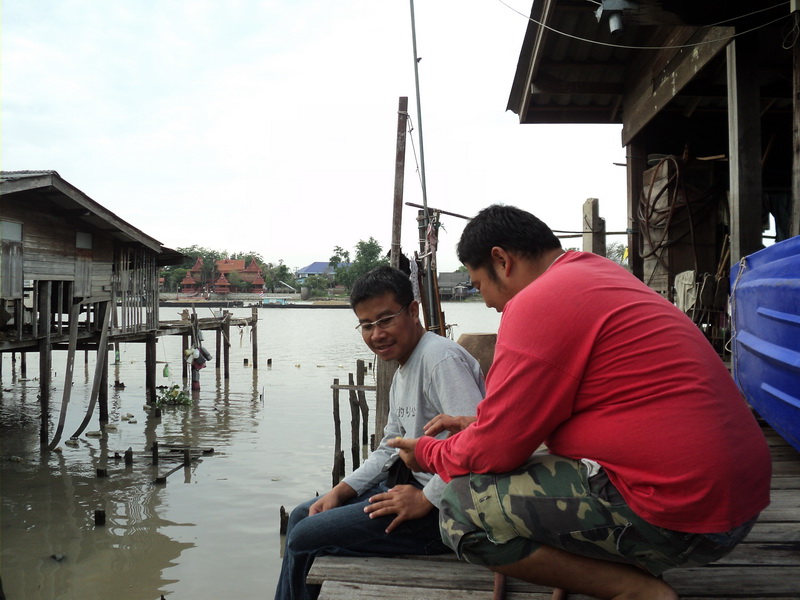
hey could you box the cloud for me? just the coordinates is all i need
[2,0,626,271]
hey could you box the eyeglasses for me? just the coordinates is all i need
[355,304,409,333]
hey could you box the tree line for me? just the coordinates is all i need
[159,237,389,295]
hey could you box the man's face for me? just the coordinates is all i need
[354,292,422,365]
[467,264,512,312]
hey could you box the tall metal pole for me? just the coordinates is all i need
[409,0,442,335]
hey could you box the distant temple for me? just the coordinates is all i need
[180,257,265,295]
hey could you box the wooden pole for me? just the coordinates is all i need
[251,307,258,370]
[332,378,343,487]
[349,372,360,471]
[356,360,369,450]
[727,34,763,262]
[626,137,646,280]
[391,96,409,268]
[38,281,52,448]
[99,303,109,423]
[215,326,222,369]
[223,312,231,380]
[145,334,157,407]
[182,334,189,380]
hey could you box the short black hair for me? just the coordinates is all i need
[350,266,414,310]
[457,204,561,275]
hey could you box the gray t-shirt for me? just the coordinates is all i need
[343,331,485,508]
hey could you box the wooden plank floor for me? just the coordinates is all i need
[309,422,800,599]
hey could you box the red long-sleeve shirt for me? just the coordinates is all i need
[417,252,771,533]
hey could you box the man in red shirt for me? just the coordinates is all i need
[390,205,771,599]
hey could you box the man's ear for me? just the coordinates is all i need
[408,299,421,323]
[490,246,513,277]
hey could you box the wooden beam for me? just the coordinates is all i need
[727,34,764,262]
[626,137,646,280]
[622,26,733,146]
[517,0,558,122]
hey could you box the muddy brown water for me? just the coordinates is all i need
[1,303,499,600]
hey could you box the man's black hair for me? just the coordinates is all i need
[350,265,414,310]
[457,204,562,278]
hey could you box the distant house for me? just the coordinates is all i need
[437,271,472,301]
[296,262,336,278]
[180,257,264,295]
[295,261,349,284]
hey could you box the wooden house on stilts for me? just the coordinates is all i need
[0,170,185,448]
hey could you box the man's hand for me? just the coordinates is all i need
[424,414,477,437]
[364,484,434,533]
[308,482,356,515]
[387,436,422,471]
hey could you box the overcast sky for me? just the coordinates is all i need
[2,0,628,273]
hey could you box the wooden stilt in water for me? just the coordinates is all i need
[251,307,258,370]
[182,334,189,380]
[145,334,157,406]
[38,281,52,448]
[223,311,231,380]
[99,303,110,423]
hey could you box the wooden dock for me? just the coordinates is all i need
[308,421,800,599]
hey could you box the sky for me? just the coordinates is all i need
[2,0,628,273]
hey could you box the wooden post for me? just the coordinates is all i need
[182,334,189,380]
[391,96,409,268]
[626,138,646,280]
[251,307,258,370]
[332,378,343,486]
[215,326,222,369]
[356,360,369,450]
[582,198,606,257]
[145,334,157,407]
[38,280,52,447]
[20,352,26,379]
[727,34,763,262]
[223,312,231,380]
[349,373,360,471]
[99,303,109,423]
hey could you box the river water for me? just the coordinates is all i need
[0,301,500,600]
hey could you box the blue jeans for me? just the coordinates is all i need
[274,482,450,600]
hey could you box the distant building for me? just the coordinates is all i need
[295,261,349,284]
[180,257,264,295]
[437,271,472,301]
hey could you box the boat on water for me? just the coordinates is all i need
[730,235,800,452]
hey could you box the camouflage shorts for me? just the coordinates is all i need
[439,453,756,575]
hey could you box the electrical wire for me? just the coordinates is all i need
[497,0,792,51]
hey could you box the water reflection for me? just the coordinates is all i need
[1,303,500,599]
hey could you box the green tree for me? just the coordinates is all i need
[175,245,226,290]
[606,241,629,269]
[330,238,388,290]
[262,260,295,293]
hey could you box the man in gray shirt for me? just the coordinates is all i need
[274,266,486,600]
